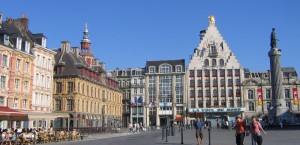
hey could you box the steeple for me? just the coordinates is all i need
[81,23,91,53]
[82,23,90,43]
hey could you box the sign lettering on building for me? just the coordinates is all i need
[188,108,245,113]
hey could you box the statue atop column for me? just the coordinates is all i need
[270,28,277,48]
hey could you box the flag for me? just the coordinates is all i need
[138,96,143,104]
[150,101,156,108]
[131,96,138,108]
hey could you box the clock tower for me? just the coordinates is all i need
[80,23,94,66]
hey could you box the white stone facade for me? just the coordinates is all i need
[187,17,244,121]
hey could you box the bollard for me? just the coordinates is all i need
[181,126,183,144]
[208,127,211,145]
[165,126,168,142]
[162,127,165,140]
[33,132,36,145]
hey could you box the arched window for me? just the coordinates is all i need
[159,64,171,73]
[204,59,209,66]
[212,59,217,66]
[219,59,224,66]
[248,102,255,111]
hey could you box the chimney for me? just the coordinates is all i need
[200,30,206,41]
[12,14,29,31]
[0,12,2,25]
[72,47,80,56]
[61,41,71,53]
[94,59,99,65]
[100,62,106,70]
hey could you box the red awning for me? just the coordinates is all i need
[0,106,27,121]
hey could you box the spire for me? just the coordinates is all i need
[82,22,90,43]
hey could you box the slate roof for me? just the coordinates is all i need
[0,18,41,55]
[145,59,185,73]
[53,48,105,77]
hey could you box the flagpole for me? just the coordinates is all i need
[137,98,138,125]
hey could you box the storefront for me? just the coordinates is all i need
[188,107,246,126]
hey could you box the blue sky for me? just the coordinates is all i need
[1,0,300,73]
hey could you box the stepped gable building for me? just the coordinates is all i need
[187,16,245,122]
[0,13,58,129]
[110,68,145,128]
[53,24,122,128]
[145,59,186,127]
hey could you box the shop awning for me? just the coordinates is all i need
[0,106,28,121]
[25,112,70,120]
[175,115,184,121]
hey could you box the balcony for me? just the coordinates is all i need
[131,83,145,88]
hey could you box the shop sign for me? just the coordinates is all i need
[188,108,245,113]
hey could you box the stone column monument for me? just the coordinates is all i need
[268,28,290,123]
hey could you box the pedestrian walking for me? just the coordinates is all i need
[193,117,204,145]
[232,116,246,145]
[251,116,267,145]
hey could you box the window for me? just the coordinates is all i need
[204,59,209,66]
[235,69,240,75]
[227,69,232,76]
[249,102,254,111]
[228,79,233,86]
[47,58,51,70]
[149,67,155,73]
[0,97,4,106]
[219,59,224,66]
[41,75,44,87]
[36,74,39,86]
[25,41,30,53]
[16,59,21,70]
[237,99,242,107]
[13,98,18,108]
[14,79,20,90]
[266,88,271,99]
[67,99,73,111]
[24,81,28,91]
[25,62,30,73]
[134,79,137,85]
[248,90,254,99]
[1,55,7,66]
[197,70,202,76]
[0,76,6,88]
[235,79,240,85]
[56,82,62,93]
[284,88,290,98]
[56,100,61,111]
[267,102,272,110]
[212,59,217,66]
[16,37,22,50]
[176,66,182,72]
[159,64,171,73]
[36,55,40,66]
[42,57,45,68]
[67,82,74,93]
[23,100,27,108]
[220,69,225,76]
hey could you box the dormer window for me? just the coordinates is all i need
[42,37,47,47]
[149,66,155,73]
[4,34,9,46]
[176,65,182,72]
[25,41,30,53]
[159,64,171,73]
[16,37,22,50]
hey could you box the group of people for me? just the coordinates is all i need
[128,122,145,133]
[233,116,267,145]
[193,116,267,145]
